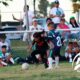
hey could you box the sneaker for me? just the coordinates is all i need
[47,67,53,70]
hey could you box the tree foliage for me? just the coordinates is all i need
[38,0,49,16]
[71,0,80,13]
[72,0,80,2]
[0,0,12,6]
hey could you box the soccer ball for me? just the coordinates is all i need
[21,63,29,70]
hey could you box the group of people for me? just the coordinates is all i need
[0,0,80,69]
[0,33,14,67]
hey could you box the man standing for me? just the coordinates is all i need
[13,5,34,28]
[50,1,65,29]
[13,5,35,41]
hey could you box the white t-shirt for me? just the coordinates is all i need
[50,7,64,24]
[23,10,34,27]
[69,24,80,34]
[44,24,48,31]
[0,52,10,61]
[30,25,43,40]
[0,41,9,51]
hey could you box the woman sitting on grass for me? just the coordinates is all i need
[0,45,14,67]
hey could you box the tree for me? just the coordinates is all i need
[38,0,49,17]
[0,0,12,28]
[71,0,80,23]
[71,0,80,13]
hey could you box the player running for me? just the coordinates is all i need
[47,22,62,69]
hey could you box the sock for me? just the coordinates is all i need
[69,54,72,62]
[55,56,59,67]
[48,57,53,68]
[10,58,15,64]
[76,57,80,65]
[1,61,8,66]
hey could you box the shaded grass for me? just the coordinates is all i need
[0,63,80,80]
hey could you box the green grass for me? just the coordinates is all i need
[0,40,80,80]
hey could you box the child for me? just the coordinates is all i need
[65,42,73,63]
[47,22,62,69]
[0,45,14,66]
[31,32,49,68]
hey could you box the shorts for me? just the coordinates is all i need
[52,47,61,57]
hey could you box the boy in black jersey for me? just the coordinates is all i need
[31,32,49,68]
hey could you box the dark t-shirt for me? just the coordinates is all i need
[48,30,62,48]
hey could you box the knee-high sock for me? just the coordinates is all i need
[69,54,72,62]
[10,58,15,64]
[48,57,53,68]
[55,56,59,67]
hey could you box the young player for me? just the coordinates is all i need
[0,45,14,66]
[47,22,62,69]
[31,32,49,68]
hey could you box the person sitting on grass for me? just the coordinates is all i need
[65,40,80,63]
[0,45,14,67]
[65,42,73,63]
[72,40,80,57]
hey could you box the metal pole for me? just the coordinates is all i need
[24,0,31,45]
[33,0,36,16]
[24,0,29,30]
[0,5,1,29]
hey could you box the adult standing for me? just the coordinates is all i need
[13,5,34,28]
[50,1,65,29]
[13,5,35,42]
[30,19,43,41]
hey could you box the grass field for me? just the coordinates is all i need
[0,40,80,80]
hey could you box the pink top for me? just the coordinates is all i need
[58,24,69,29]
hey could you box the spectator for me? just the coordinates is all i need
[0,45,14,66]
[44,18,52,31]
[57,18,70,41]
[0,34,11,52]
[69,17,80,39]
[12,5,35,42]
[65,42,73,63]
[65,40,80,63]
[13,5,34,28]
[29,19,43,41]
[50,1,65,29]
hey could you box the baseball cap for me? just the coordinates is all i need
[70,16,75,20]
[54,1,59,4]
[32,19,37,22]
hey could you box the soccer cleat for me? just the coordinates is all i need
[47,67,53,70]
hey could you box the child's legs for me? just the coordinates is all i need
[40,50,48,68]
[31,50,40,63]
[53,47,61,67]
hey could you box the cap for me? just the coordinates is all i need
[32,19,37,22]
[70,16,75,20]
[54,1,59,4]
